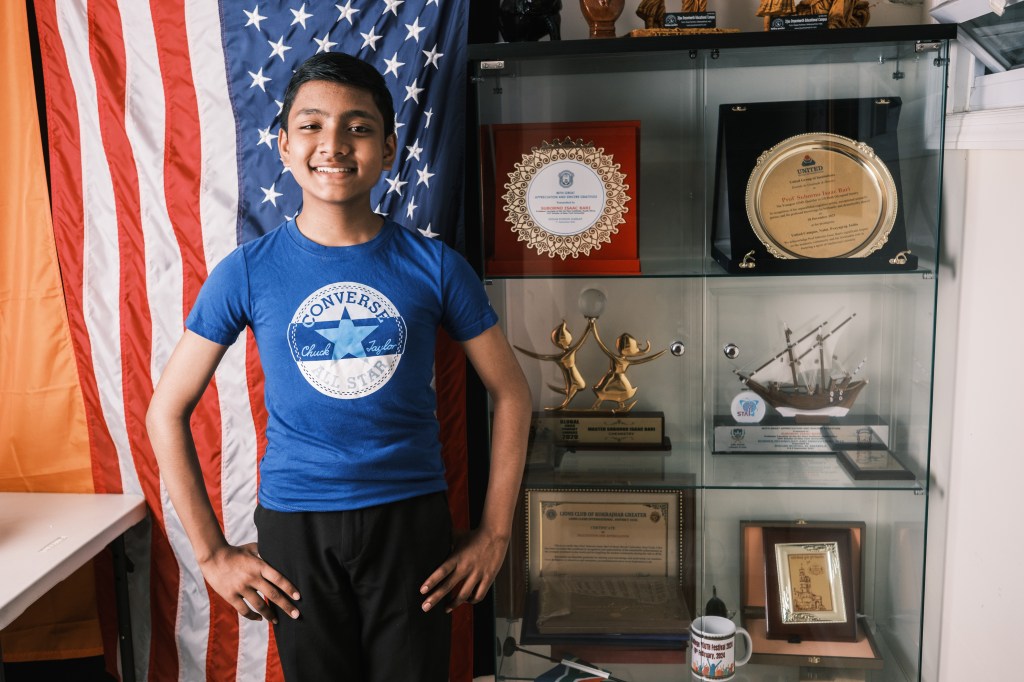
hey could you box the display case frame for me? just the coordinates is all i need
[467,24,953,682]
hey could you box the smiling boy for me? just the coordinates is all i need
[146,53,531,681]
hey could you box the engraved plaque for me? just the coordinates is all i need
[745,133,897,260]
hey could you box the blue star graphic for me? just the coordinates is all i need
[315,307,379,359]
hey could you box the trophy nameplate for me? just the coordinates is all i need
[746,133,897,260]
[533,410,666,448]
[713,416,889,454]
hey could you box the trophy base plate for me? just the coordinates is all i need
[533,410,666,449]
[713,415,889,454]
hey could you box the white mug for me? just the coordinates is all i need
[689,615,753,680]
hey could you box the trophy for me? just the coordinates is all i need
[515,289,669,449]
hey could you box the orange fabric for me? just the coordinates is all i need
[0,0,100,661]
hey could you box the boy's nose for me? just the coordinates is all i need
[321,133,352,156]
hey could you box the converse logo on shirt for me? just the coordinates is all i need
[287,282,406,399]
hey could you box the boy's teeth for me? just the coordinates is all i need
[315,167,349,173]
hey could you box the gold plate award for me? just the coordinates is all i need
[745,133,897,259]
[502,138,630,260]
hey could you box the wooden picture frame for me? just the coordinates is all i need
[525,488,684,588]
[763,526,858,642]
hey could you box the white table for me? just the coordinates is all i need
[0,492,147,680]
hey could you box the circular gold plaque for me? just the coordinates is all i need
[745,133,897,259]
[502,138,629,260]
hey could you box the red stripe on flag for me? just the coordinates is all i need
[146,1,238,677]
[32,0,122,498]
[436,331,472,682]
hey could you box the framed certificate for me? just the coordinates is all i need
[481,121,641,275]
[763,526,858,642]
[525,488,688,587]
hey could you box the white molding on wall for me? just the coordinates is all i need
[945,107,1024,149]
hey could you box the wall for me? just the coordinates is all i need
[926,146,1024,681]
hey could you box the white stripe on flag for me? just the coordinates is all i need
[187,0,241,271]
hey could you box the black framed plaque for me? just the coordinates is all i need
[712,98,914,274]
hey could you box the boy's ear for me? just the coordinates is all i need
[382,132,397,171]
[278,127,290,166]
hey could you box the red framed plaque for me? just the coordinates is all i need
[481,120,641,275]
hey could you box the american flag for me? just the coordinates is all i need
[32,1,471,680]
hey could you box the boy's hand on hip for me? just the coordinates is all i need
[198,543,301,623]
[419,528,509,613]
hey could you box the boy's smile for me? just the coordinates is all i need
[278,80,396,238]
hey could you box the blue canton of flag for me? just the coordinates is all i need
[222,0,466,247]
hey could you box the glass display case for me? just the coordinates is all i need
[467,25,954,682]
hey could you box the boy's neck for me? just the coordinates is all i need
[294,206,385,247]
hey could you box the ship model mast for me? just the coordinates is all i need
[735,314,867,419]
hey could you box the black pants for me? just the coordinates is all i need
[254,492,453,682]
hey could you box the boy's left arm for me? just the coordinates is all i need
[420,324,531,613]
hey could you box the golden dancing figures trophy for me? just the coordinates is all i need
[515,289,669,449]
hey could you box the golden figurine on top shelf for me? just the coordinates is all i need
[633,1,736,36]
[757,0,871,30]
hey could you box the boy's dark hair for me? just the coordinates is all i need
[279,52,396,137]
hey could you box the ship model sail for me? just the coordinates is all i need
[734,314,867,418]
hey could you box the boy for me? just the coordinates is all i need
[146,52,531,681]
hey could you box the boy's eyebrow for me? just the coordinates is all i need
[294,107,381,121]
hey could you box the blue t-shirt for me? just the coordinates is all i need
[185,219,498,512]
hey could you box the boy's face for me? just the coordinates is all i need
[278,80,396,216]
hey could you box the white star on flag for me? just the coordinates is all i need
[424,108,433,127]
[419,223,439,238]
[261,183,283,205]
[315,32,337,53]
[422,45,443,69]
[336,1,360,24]
[268,36,291,61]
[244,6,267,30]
[360,26,382,51]
[291,3,313,28]
[257,126,275,148]
[406,138,423,161]
[384,0,405,17]
[383,53,404,78]
[248,67,270,91]
[405,18,425,42]
[406,196,418,218]
[416,164,434,187]
[404,78,424,103]
[384,175,407,196]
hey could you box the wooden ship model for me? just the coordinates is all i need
[734,314,867,418]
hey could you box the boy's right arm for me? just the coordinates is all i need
[147,331,300,623]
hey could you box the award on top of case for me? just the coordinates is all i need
[712,98,914,274]
[481,121,641,276]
